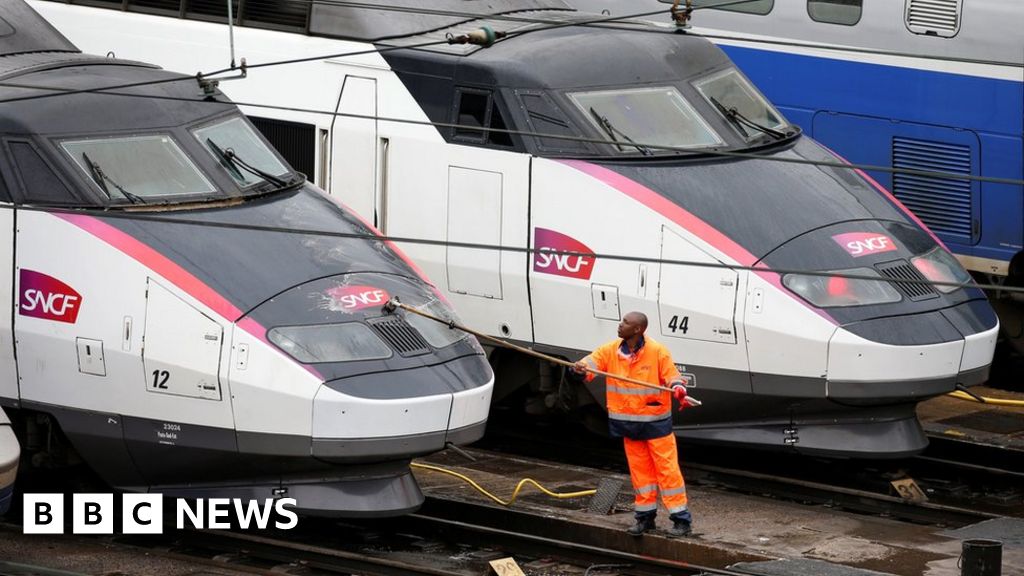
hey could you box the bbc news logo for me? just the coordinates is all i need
[23,494,298,534]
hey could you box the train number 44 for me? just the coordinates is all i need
[667,315,689,334]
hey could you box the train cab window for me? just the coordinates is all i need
[692,0,773,15]
[194,116,291,188]
[9,140,83,205]
[808,0,862,25]
[569,86,723,153]
[61,135,214,203]
[694,68,787,142]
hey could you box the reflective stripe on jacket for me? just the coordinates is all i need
[582,337,683,424]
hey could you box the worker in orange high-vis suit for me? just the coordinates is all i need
[573,311,692,537]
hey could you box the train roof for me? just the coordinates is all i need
[0,0,77,57]
[382,22,730,90]
[0,58,235,135]
[309,0,574,42]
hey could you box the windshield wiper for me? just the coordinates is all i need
[206,139,288,188]
[588,107,652,156]
[709,97,787,141]
[82,152,145,204]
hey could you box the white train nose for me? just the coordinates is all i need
[310,362,493,462]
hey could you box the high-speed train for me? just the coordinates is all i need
[0,1,493,517]
[32,0,999,458]
[573,0,1024,281]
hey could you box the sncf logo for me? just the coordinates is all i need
[19,270,82,324]
[326,285,390,311]
[533,228,595,280]
[832,233,898,258]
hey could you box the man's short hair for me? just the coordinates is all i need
[629,311,649,330]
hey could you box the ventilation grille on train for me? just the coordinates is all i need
[97,1,311,31]
[249,116,315,180]
[891,137,974,242]
[876,260,938,301]
[186,0,239,20]
[905,0,961,37]
[241,0,311,29]
[367,317,431,357]
[130,0,180,12]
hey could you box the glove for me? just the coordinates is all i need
[672,385,688,410]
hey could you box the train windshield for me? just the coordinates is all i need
[568,86,723,154]
[62,135,215,203]
[694,68,787,142]
[194,116,290,189]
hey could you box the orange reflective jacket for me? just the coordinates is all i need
[582,337,684,424]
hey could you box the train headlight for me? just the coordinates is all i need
[911,248,972,293]
[783,268,902,308]
[268,323,393,363]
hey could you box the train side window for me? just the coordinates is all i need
[452,88,514,147]
[693,0,773,15]
[808,0,862,25]
[6,140,83,205]
[453,88,491,143]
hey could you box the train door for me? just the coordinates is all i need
[0,203,15,403]
[657,226,751,395]
[329,75,379,225]
[125,279,234,481]
[383,139,532,340]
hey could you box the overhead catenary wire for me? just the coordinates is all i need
[3,79,1021,188]
[17,203,1024,296]
[4,6,1023,185]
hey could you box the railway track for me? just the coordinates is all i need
[107,511,760,576]
[478,411,1024,529]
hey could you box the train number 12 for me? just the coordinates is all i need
[152,369,170,389]
[667,315,689,334]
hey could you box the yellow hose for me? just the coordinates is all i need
[411,462,597,506]
[947,390,1024,407]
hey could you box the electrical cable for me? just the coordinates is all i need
[37,0,1023,68]
[409,462,598,506]
[2,79,1020,187]
[7,5,1023,184]
[947,390,1024,407]
[16,202,1021,295]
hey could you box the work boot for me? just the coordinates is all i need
[668,520,692,538]
[626,517,656,536]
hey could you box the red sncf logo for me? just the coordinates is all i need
[326,285,390,311]
[19,270,82,324]
[832,233,898,258]
[533,228,596,280]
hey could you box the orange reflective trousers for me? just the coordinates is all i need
[624,433,688,517]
